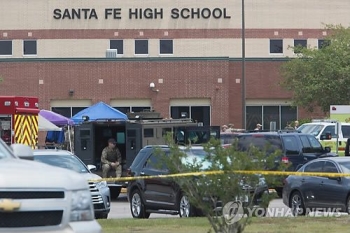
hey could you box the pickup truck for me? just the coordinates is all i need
[0,139,102,233]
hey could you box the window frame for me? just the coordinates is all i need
[23,40,37,56]
[322,161,339,173]
[0,40,13,56]
[109,39,124,55]
[303,161,324,173]
[269,39,283,55]
[159,39,174,55]
[134,39,149,55]
[293,39,307,54]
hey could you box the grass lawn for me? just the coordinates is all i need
[98,216,350,233]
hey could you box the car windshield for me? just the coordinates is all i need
[33,154,89,173]
[338,161,350,173]
[298,124,324,136]
[181,148,212,170]
[0,139,15,159]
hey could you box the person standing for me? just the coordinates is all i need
[294,121,299,130]
[101,138,122,178]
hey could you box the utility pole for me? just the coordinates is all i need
[241,0,246,129]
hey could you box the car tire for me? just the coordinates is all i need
[95,213,108,219]
[110,187,121,200]
[130,189,150,219]
[178,193,194,217]
[346,195,350,214]
[289,191,306,216]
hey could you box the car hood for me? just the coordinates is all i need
[0,158,88,190]
[80,172,102,182]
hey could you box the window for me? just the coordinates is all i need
[135,40,148,55]
[323,161,338,173]
[318,39,330,49]
[246,105,297,130]
[307,135,323,153]
[145,154,159,169]
[300,135,311,152]
[0,40,12,55]
[160,40,173,54]
[144,128,154,138]
[321,126,336,138]
[170,106,210,126]
[113,106,151,114]
[237,135,282,155]
[342,126,350,138]
[51,107,88,118]
[282,136,300,154]
[294,39,307,53]
[110,40,123,54]
[269,39,283,54]
[304,161,323,172]
[145,153,168,170]
[23,40,37,55]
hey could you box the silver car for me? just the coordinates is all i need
[19,149,111,219]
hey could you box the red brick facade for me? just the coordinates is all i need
[0,58,326,128]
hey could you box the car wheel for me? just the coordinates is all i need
[346,195,350,214]
[130,189,150,219]
[289,191,306,216]
[179,193,193,217]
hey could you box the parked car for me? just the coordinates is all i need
[283,157,350,216]
[126,145,269,218]
[1,140,101,232]
[235,130,335,197]
[18,149,111,219]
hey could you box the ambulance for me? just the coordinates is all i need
[297,105,350,156]
[0,96,39,148]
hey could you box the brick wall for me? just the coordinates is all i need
[0,58,326,131]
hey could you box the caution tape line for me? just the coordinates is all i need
[88,170,349,182]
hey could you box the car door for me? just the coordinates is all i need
[299,135,318,165]
[141,152,176,209]
[318,161,347,208]
[300,161,325,208]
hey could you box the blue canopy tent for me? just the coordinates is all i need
[71,101,128,124]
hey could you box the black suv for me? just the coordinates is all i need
[235,130,336,196]
[126,145,269,218]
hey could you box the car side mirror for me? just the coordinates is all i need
[328,176,341,182]
[87,164,96,171]
[320,132,332,140]
[11,144,34,160]
[324,146,331,153]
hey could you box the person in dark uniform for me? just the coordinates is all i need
[345,138,350,156]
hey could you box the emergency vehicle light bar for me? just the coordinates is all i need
[311,119,338,123]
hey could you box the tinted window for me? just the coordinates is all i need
[299,124,324,136]
[304,161,323,172]
[321,126,336,138]
[281,136,300,154]
[307,135,323,152]
[269,39,283,54]
[23,40,37,55]
[323,161,338,173]
[338,161,350,173]
[0,41,12,55]
[145,152,168,170]
[135,40,148,54]
[0,139,14,158]
[110,40,123,54]
[220,133,238,144]
[130,149,149,169]
[160,40,173,54]
[34,154,88,173]
[342,125,350,138]
[237,135,282,154]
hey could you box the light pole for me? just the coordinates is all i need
[241,0,246,129]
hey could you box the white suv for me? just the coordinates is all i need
[0,139,102,233]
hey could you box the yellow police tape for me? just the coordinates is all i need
[88,170,349,183]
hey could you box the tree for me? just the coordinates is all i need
[155,135,286,233]
[280,24,350,113]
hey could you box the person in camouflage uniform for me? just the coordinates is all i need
[101,138,122,178]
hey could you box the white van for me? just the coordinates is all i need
[298,120,350,155]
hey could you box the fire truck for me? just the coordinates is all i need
[0,96,39,148]
[74,111,220,198]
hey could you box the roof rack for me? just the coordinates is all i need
[311,119,338,123]
[129,118,195,124]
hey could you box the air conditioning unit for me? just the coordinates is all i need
[106,49,118,58]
